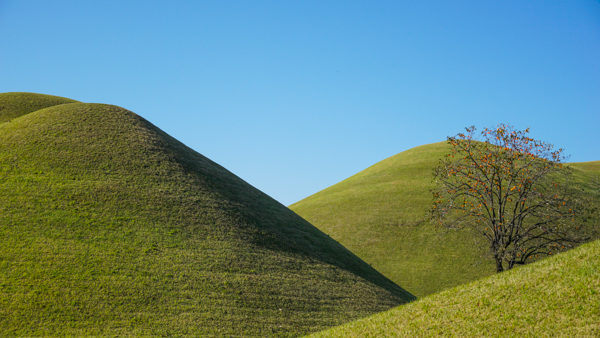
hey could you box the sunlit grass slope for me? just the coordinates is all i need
[570,160,600,179]
[0,92,77,122]
[291,143,492,297]
[291,143,600,297]
[311,239,600,337]
[0,93,414,336]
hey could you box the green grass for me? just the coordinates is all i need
[0,92,77,122]
[310,238,600,337]
[291,143,600,297]
[0,93,414,336]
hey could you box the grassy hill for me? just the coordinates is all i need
[0,92,77,122]
[291,143,600,297]
[310,239,600,337]
[0,92,414,336]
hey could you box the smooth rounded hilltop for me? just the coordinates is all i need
[0,93,414,336]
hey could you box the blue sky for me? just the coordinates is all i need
[1,1,599,205]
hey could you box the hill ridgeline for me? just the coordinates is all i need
[291,142,599,297]
[0,92,414,336]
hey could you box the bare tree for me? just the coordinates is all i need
[432,124,589,272]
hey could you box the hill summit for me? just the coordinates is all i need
[291,142,599,297]
[0,92,414,336]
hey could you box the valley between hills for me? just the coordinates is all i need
[1,92,598,336]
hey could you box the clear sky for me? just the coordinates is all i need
[1,1,599,205]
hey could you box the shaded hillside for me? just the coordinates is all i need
[311,239,600,337]
[0,93,414,336]
[291,143,599,297]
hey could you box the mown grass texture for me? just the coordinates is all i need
[291,142,599,297]
[0,92,77,123]
[0,93,414,336]
[310,238,600,337]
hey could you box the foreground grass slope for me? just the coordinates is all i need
[311,239,600,337]
[291,143,599,297]
[0,93,414,336]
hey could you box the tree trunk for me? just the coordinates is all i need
[495,257,504,272]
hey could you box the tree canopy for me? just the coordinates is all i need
[432,124,589,272]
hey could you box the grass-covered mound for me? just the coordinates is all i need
[291,143,493,297]
[0,92,77,122]
[311,239,600,337]
[0,93,414,336]
[291,143,599,297]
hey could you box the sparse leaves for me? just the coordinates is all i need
[432,124,589,272]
